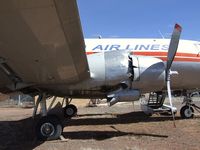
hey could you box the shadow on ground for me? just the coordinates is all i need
[63,128,168,141]
[0,111,190,149]
[65,111,183,126]
[0,116,44,150]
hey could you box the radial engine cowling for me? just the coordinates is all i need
[102,52,166,92]
[131,56,166,92]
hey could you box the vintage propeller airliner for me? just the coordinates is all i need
[0,1,200,140]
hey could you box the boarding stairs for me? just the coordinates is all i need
[141,92,177,115]
[147,92,165,109]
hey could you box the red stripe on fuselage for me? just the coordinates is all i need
[132,51,198,57]
[156,57,200,62]
[86,52,98,55]
[132,51,200,62]
[86,51,200,62]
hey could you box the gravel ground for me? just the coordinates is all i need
[0,99,200,150]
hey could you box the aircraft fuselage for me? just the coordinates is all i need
[51,38,200,98]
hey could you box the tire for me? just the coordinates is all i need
[63,104,77,118]
[180,105,194,119]
[145,113,153,117]
[36,115,63,141]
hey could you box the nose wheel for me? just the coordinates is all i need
[63,104,77,118]
[180,105,194,119]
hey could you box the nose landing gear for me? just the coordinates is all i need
[180,96,200,119]
[180,105,194,119]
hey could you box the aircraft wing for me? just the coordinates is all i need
[0,0,90,91]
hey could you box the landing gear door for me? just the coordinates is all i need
[132,56,140,81]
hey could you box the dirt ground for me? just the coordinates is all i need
[0,99,200,150]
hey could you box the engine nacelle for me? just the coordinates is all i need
[81,51,165,94]
[102,52,166,92]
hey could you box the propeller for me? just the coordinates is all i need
[127,56,137,89]
[166,24,182,127]
[128,56,134,89]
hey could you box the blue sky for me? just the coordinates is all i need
[77,0,200,40]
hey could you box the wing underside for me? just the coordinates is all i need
[0,0,90,91]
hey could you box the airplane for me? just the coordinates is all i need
[0,0,199,140]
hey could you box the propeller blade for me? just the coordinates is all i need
[166,24,182,127]
[167,77,176,127]
[127,56,134,89]
[166,24,182,74]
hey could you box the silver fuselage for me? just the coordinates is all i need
[42,38,200,98]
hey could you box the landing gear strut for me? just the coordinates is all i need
[33,93,63,140]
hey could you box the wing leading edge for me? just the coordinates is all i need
[0,0,90,91]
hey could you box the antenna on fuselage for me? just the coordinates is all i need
[91,34,102,39]
[158,30,165,39]
[98,35,102,39]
